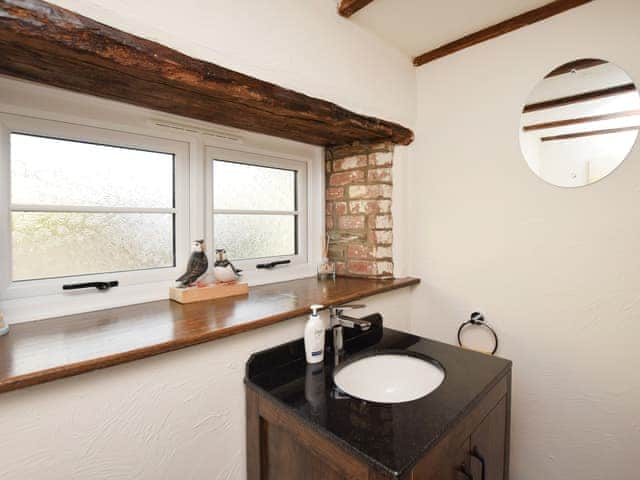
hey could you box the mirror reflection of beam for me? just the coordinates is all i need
[544,58,607,78]
[541,125,640,142]
[522,83,637,113]
[523,109,640,131]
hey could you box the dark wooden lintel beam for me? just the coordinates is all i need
[338,0,375,18]
[541,126,640,142]
[0,0,413,147]
[523,109,640,131]
[522,84,637,113]
[413,0,594,67]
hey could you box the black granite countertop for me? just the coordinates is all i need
[245,316,512,478]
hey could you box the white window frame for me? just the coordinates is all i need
[0,113,191,300]
[205,146,308,273]
[0,75,324,323]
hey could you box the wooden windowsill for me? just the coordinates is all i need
[0,276,419,394]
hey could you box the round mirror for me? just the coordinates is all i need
[520,59,640,187]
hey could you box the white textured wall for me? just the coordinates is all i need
[409,1,640,479]
[0,289,414,479]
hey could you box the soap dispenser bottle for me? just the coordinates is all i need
[304,304,325,364]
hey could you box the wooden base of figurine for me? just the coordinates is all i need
[169,282,249,304]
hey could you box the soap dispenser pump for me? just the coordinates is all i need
[304,304,325,364]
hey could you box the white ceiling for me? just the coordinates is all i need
[348,0,552,58]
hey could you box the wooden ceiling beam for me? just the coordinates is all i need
[0,0,413,147]
[338,0,376,18]
[522,84,637,113]
[413,0,594,67]
[541,125,640,142]
[523,109,640,131]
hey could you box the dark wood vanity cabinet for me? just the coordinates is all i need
[246,372,511,480]
[246,326,512,480]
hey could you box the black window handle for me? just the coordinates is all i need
[256,260,291,269]
[470,447,486,480]
[63,281,119,291]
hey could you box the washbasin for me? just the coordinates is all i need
[334,353,445,403]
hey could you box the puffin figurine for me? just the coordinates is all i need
[213,249,242,283]
[175,240,209,288]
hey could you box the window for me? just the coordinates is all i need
[10,134,176,281]
[0,114,190,300]
[207,147,307,266]
[0,98,317,319]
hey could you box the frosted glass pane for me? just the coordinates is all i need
[213,160,295,211]
[11,134,174,208]
[214,214,295,260]
[12,212,174,281]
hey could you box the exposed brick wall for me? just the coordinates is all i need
[325,142,394,278]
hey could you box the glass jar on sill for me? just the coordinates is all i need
[317,258,336,281]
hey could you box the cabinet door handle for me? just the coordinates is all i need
[470,447,486,480]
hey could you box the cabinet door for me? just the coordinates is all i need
[412,438,471,480]
[469,396,507,480]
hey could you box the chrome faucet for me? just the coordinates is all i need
[329,304,371,361]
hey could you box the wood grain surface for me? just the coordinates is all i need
[413,0,594,67]
[338,0,376,18]
[0,276,419,394]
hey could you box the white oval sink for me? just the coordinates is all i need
[334,354,445,403]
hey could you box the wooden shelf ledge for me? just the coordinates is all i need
[0,276,419,394]
[0,0,413,147]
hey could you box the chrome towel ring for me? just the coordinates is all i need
[457,312,498,355]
